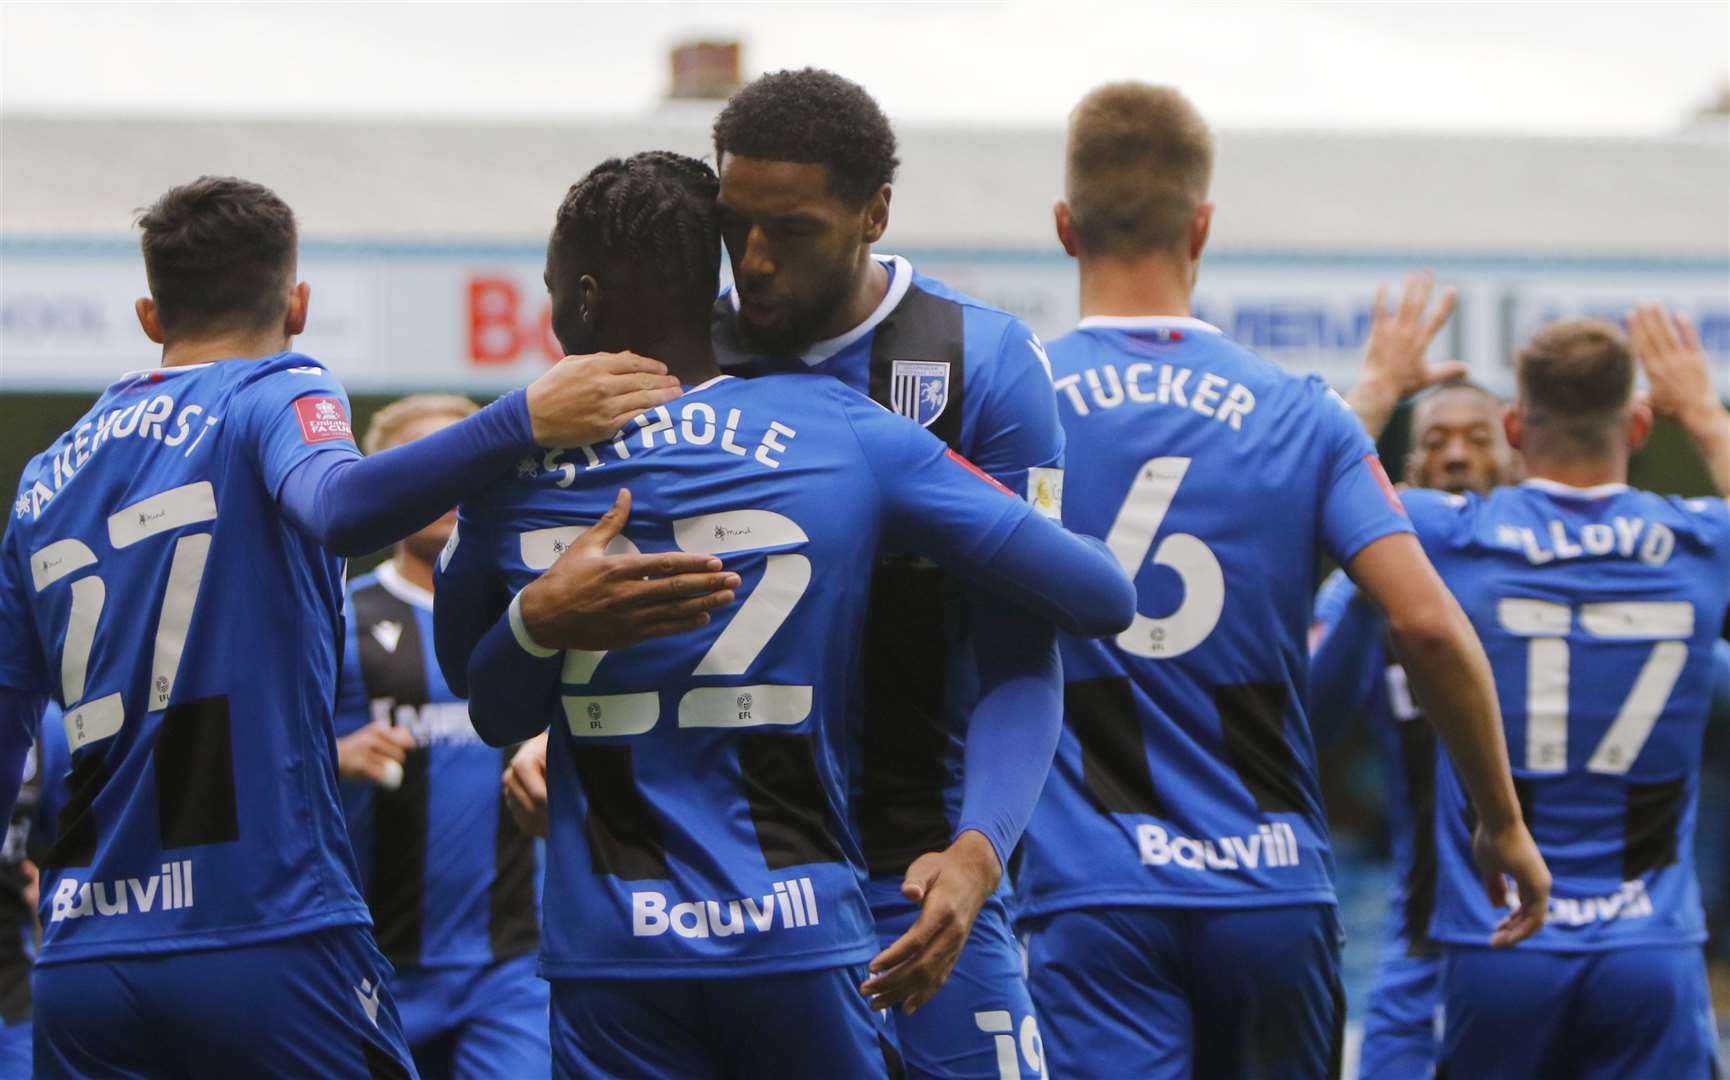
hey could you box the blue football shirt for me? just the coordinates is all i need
[1016,315,1413,918]
[1408,481,1730,950]
[437,373,1037,979]
[335,564,539,970]
[713,255,1064,906]
[0,353,371,963]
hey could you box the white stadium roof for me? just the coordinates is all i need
[3,112,1726,256]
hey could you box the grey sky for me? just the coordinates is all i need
[2,1,1727,134]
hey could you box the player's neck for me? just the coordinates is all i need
[1522,454,1628,490]
[160,330,291,368]
[639,327,720,386]
[1076,253,1195,320]
[391,549,436,593]
[811,255,890,342]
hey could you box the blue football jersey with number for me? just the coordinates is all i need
[437,373,1038,979]
[1016,316,1413,919]
[1407,481,1730,950]
[0,353,371,965]
[713,255,1064,905]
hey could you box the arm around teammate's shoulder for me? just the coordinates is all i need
[263,353,683,556]
[841,392,1133,637]
[1345,529,1550,946]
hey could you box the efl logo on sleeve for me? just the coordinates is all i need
[294,396,354,444]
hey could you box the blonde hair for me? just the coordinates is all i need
[362,393,479,455]
[1066,82,1214,258]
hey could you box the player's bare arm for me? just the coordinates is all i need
[1349,271,1466,440]
[525,351,684,448]
[1629,303,1730,498]
[1346,531,1551,947]
[514,488,741,652]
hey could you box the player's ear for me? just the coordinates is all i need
[1189,202,1214,262]
[285,281,310,337]
[135,298,165,345]
[1503,405,1524,452]
[1054,200,1079,257]
[1627,399,1654,452]
[861,184,891,245]
[578,274,602,335]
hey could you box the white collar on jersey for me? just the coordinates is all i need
[723,254,914,368]
[1520,477,1631,500]
[1076,314,1223,335]
[375,560,434,612]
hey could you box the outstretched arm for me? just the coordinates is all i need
[278,353,682,557]
[962,512,1135,639]
[1347,272,1465,441]
[1346,530,1550,946]
[1630,304,1730,498]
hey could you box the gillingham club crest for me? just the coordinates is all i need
[890,360,952,428]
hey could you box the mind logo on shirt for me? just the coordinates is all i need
[891,360,951,428]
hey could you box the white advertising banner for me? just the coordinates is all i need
[3,242,1726,398]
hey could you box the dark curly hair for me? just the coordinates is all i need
[549,151,721,311]
[712,68,899,204]
[136,176,297,337]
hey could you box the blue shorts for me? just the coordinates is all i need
[1358,948,1440,1080]
[32,925,416,1079]
[396,953,548,1080]
[549,964,901,1079]
[1022,904,1344,1080]
[1439,944,1716,1080]
[874,895,1044,1079]
[0,1016,29,1079]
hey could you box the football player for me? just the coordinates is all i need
[433,151,1135,1079]
[0,175,733,1076]
[1415,309,1729,1077]
[1011,83,1549,1079]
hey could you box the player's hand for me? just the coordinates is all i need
[21,859,38,912]
[1350,271,1466,438]
[519,489,741,652]
[525,351,683,447]
[1629,303,1722,431]
[1471,819,1550,948]
[336,719,417,789]
[502,732,551,839]
[861,830,1001,1013]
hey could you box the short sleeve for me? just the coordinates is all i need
[0,517,49,695]
[965,316,1065,501]
[842,391,1033,568]
[233,362,362,499]
[1314,384,1414,566]
[332,589,369,737]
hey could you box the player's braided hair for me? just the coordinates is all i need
[712,68,899,204]
[550,151,721,309]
